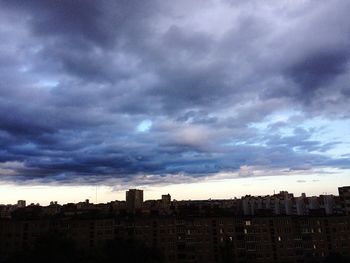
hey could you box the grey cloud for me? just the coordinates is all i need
[0,0,349,184]
[296,180,307,183]
[285,50,350,98]
[2,0,158,47]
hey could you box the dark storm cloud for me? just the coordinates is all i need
[0,0,350,184]
[285,50,350,98]
[1,0,156,47]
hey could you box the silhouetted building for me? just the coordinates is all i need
[1,214,350,263]
[17,200,26,208]
[126,189,143,210]
[339,186,350,215]
[161,194,171,210]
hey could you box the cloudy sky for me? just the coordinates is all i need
[0,0,350,204]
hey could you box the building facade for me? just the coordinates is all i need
[126,189,144,211]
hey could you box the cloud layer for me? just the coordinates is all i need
[0,0,349,184]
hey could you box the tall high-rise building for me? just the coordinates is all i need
[17,200,26,208]
[339,186,350,214]
[161,194,171,209]
[126,189,143,210]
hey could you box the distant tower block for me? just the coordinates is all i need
[339,186,350,215]
[126,189,143,210]
[17,200,26,208]
[161,194,171,209]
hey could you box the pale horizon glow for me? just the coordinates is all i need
[1,171,349,205]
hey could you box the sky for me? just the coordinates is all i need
[0,0,350,205]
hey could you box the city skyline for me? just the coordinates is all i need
[0,0,350,203]
[1,184,349,207]
[1,186,350,221]
[1,187,350,263]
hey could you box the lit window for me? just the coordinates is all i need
[245,220,251,226]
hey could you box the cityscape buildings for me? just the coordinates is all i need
[126,189,144,211]
[1,187,350,262]
[338,186,350,215]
